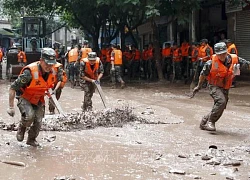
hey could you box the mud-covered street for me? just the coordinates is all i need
[0,79,250,180]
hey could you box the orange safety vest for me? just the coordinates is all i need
[54,62,67,88]
[173,48,182,62]
[227,44,238,55]
[83,57,100,80]
[181,43,190,56]
[207,54,238,90]
[198,45,210,62]
[123,51,132,61]
[68,48,79,63]
[100,48,107,62]
[20,62,56,105]
[106,49,111,63]
[18,51,27,63]
[191,48,198,62]
[162,47,172,57]
[133,49,141,61]
[0,50,3,61]
[113,49,122,65]
[81,48,92,59]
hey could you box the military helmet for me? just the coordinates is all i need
[41,48,57,65]
[214,42,227,55]
[88,52,97,60]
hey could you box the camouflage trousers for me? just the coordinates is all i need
[202,85,229,123]
[48,88,62,113]
[82,82,95,111]
[17,98,45,140]
[68,62,80,83]
[110,65,124,85]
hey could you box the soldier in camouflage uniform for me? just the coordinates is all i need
[110,44,125,88]
[80,52,104,111]
[192,42,249,131]
[7,48,57,147]
[48,62,67,114]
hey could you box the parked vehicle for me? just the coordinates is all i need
[6,17,46,79]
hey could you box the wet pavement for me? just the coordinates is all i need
[0,78,250,180]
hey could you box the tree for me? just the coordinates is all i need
[144,0,200,81]
[2,0,65,39]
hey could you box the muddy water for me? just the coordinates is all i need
[0,80,250,179]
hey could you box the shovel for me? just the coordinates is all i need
[47,88,66,117]
[94,81,107,108]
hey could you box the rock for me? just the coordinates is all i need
[54,176,76,180]
[226,177,234,180]
[44,135,56,142]
[155,154,162,160]
[209,173,216,175]
[223,161,241,166]
[233,168,238,173]
[201,155,212,160]
[206,159,221,165]
[194,176,202,179]
[169,169,186,175]
[178,154,188,158]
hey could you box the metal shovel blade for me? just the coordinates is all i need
[94,82,107,108]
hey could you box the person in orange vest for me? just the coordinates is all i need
[130,45,141,80]
[0,46,3,62]
[226,39,238,55]
[141,45,149,80]
[122,45,132,77]
[162,43,172,80]
[81,41,93,60]
[226,39,238,87]
[7,48,57,146]
[48,62,67,114]
[190,42,199,81]
[80,52,104,111]
[17,47,27,66]
[110,44,125,88]
[67,44,82,88]
[104,44,112,76]
[180,39,191,79]
[0,46,3,79]
[147,42,157,80]
[99,45,107,64]
[196,39,212,85]
[172,43,182,81]
[191,42,240,131]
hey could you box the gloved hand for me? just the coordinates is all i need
[190,85,201,98]
[7,107,15,117]
[111,67,115,72]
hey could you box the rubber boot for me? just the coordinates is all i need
[204,121,216,131]
[16,124,26,142]
[199,117,208,130]
[26,138,40,147]
[121,81,125,89]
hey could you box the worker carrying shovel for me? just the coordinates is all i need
[7,48,57,147]
[80,52,104,111]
